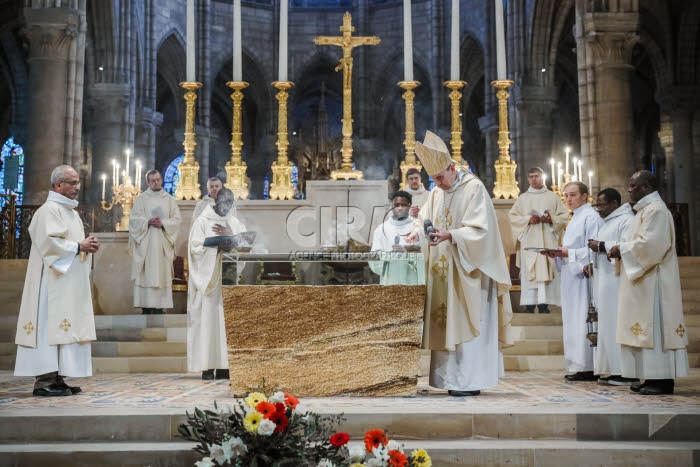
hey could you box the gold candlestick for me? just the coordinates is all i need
[175,82,203,200]
[101,175,141,231]
[443,80,469,171]
[398,80,422,186]
[491,79,520,200]
[269,81,295,200]
[225,81,250,200]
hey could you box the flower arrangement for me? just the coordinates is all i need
[179,391,431,467]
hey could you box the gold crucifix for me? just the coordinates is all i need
[314,12,380,180]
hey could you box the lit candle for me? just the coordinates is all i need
[578,159,583,182]
[494,0,507,80]
[565,146,570,177]
[542,173,547,188]
[403,0,414,81]
[121,170,126,186]
[233,0,242,82]
[101,173,106,200]
[278,0,288,81]
[115,163,120,186]
[450,0,459,81]
[550,158,555,185]
[136,162,141,188]
[125,149,130,183]
[588,171,593,192]
[557,162,562,187]
[572,157,578,181]
[112,159,116,186]
[186,0,195,82]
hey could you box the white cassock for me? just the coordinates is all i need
[192,195,214,223]
[557,202,602,372]
[591,203,633,375]
[14,191,95,377]
[418,170,513,391]
[509,186,568,305]
[616,191,689,379]
[128,188,182,309]
[369,216,425,285]
[187,206,246,372]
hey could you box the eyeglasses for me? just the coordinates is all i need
[59,180,81,186]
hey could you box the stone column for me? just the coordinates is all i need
[515,85,557,187]
[657,113,674,200]
[135,107,163,189]
[671,97,696,253]
[478,111,498,191]
[22,7,80,204]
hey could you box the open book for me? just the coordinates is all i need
[203,231,257,250]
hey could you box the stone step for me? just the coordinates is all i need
[511,312,562,326]
[0,440,698,467]
[94,314,187,330]
[504,355,565,371]
[0,342,15,356]
[503,340,564,356]
[0,355,15,370]
[92,356,188,373]
[92,341,186,358]
[681,289,700,302]
[510,325,562,340]
[0,314,18,330]
[96,326,185,343]
[0,259,29,281]
[685,315,700,326]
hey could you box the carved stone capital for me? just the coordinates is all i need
[22,7,80,60]
[89,83,132,117]
[587,32,639,68]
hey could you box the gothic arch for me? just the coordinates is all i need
[86,0,116,84]
[0,32,28,146]
[529,0,574,86]
[156,32,186,121]
[677,0,699,84]
[459,33,486,174]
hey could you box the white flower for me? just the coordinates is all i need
[372,445,390,464]
[387,440,403,453]
[268,391,286,404]
[294,403,308,415]
[257,418,276,436]
[366,459,385,467]
[194,456,216,467]
[221,436,247,458]
[317,459,336,467]
[218,405,232,415]
[348,445,366,462]
[208,444,228,465]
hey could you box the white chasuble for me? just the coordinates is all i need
[557,203,603,372]
[369,217,424,285]
[591,203,633,375]
[15,191,94,377]
[418,171,513,391]
[616,191,688,379]
[128,188,182,308]
[187,206,246,372]
[509,187,568,305]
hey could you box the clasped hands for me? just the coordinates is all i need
[148,217,163,228]
[529,213,552,225]
[79,236,100,254]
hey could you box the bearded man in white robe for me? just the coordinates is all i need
[369,191,425,286]
[129,169,181,314]
[187,188,246,381]
[542,181,602,381]
[192,177,224,222]
[583,188,635,386]
[509,167,568,313]
[607,170,689,395]
[14,165,100,397]
[404,168,429,219]
[406,131,513,397]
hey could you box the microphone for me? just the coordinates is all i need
[394,235,400,245]
[424,219,437,237]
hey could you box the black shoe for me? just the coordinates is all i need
[142,308,152,315]
[630,381,643,392]
[33,384,73,397]
[56,376,82,394]
[639,379,674,395]
[523,306,536,313]
[565,371,597,382]
[202,369,215,381]
[151,309,165,315]
[448,389,481,396]
[608,376,640,387]
[215,369,229,380]
[538,307,550,314]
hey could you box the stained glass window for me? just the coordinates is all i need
[163,154,184,196]
[0,137,25,206]
[263,175,270,200]
[291,163,300,198]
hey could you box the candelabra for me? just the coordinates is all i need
[225,81,250,199]
[175,82,203,200]
[269,81,295,200]
[101,171,141,232]
[443,80,469,171]
[491,80,520,200]
[398,80,422,186]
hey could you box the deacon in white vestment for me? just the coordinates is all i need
[14,165,100,397]
[404,168,429,219]
[584,188,635,385]
[607,170,689,395]
[543,181,602,381]
[407,131,513,396]
[187,188,246,380]
[128,169,182,314]
[509,167,568,313]
[192,177,224,223]
[369,191,425,286]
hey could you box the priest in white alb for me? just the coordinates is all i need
[14,165,100,397]
[128,169,182,314]
[404,167,429,219]
[192,176,224,222]
[406,131,513,396]
[187,188,246,381]
[608,170,689,395]
[509,167,568,313]
[584,188,636,386]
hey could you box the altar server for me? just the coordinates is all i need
[404,168,429,218]
[192,177,224,222]
[15,165,99,396]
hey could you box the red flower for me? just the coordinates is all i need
[364,428,388,452]
[269,412,289,433]
[388,449,408,467]
[255,401,277,418]
[284,393,299,409]
[330,432,350,447]
[274,402,287,415]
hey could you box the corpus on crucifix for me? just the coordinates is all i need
[314,12,380,180]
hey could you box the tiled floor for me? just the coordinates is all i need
[1,369,698,415]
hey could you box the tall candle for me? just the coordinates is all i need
[588,171,593,192]
[549,158,555,185]
[186,0,195,82]
[112,159,116,186]
[450,0,459,80]
[101,174,106,200]
[116,163,120,186]
[125,149,130,182]
[121,170,125,187]
[278,0,288,81]
[557,162,562,187]
[572,157,578,181]
[542,173,547,189]
[233,0,242,81]
[403,0,414,81]
[565,146,570,177]
[494,0,507,80]
[136,162,141,187]
[578,159,583,182]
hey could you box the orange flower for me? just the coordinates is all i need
[284,393,299,409]
[255,401,277,418]
[363,428,388,452]
[388,449,408,467]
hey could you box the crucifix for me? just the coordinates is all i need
[314,12,380,180]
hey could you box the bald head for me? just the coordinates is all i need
[214,187,235,217]
[50,165,81,200]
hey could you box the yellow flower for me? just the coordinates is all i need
[243,412,263,433]
[349,464,368,467]
[244,392,267,408]
[411,449,431,467]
